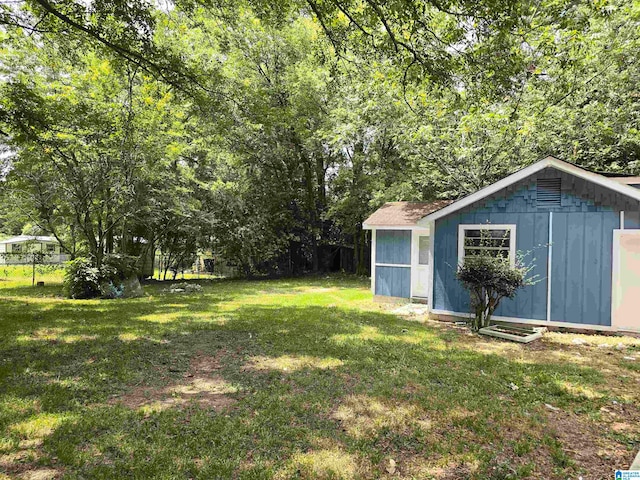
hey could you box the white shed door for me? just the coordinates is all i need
[612,230,640,331]
[412,235,430,298]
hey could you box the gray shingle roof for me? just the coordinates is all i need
[364,201,453,227]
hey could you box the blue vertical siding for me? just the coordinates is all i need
[433,211,549,320]
[375,266,411,298]
[550,212,617,326]
[432,168,630,326]
[376,230,411,265]
[374,230,412,298]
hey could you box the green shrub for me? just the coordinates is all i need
[63,254,141,299]
[63,257,101,299]
[101,254,140,283]
[456,255,531,331]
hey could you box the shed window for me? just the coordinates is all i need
[12,244,22,253]
[418,236,430,265]
[537,178,561,207]
[46,244,56,253]
[458,225,516,266]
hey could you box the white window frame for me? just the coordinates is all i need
[457,224,516,267]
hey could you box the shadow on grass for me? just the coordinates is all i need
[0,278,632,479]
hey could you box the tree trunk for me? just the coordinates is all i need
[353,231,360,275]
[311,235,319,272]
[354,227,368,276]
[106,216,114,254]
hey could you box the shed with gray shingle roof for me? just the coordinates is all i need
[362,155,640,335]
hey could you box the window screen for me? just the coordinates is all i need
[462,228,511,259]
[418,236,429,265]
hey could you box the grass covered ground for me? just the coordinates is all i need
[0,273,639,479]
[0,265,66,289]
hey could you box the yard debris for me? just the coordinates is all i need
[165,283,203,294]
[623,356,636,361]
[386,458,397,474]
[479,324,543,343]
[508,382,519,391]
[572,338,588,345]
[545,403,561,412]
[390,304,428,316]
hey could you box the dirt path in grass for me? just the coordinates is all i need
[110,350,238,412]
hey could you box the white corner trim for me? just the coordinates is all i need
[457,224,517,267]
[547,212,553,322]
[419,156,640,224]
[409,231,415,299]
[371,228,376,295]
[428,220,436,304]
[620,211,625,230]
[429,309,617,332]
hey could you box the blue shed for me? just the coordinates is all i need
[364,157,640,333]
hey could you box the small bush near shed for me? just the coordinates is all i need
[456,255,532,331]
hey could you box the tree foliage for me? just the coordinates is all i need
[1,0,639,276]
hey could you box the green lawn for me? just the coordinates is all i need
[1,274,639,479]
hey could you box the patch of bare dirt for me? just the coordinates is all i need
[0,452,61,479]
[389,456,477,480]
[420,463,474,480]
[18,469,60,480]
[111,350,238,412]
[545,406,639,478]
[0,445,61,479]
